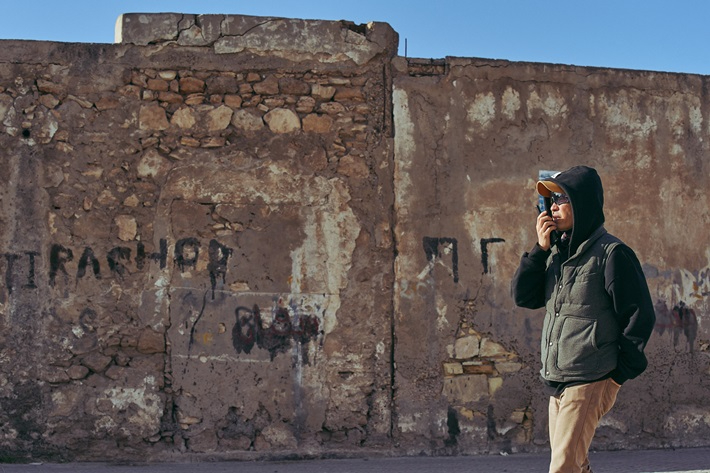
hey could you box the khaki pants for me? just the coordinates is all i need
[548,378,621,473]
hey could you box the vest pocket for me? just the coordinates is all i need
[555,316,599,373]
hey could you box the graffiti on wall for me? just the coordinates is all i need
[4,237,325,365]
[480,238,505,274]
[399,236,505,300]
[181,293,322,365]
[0,238,233,300]
[3,251,39,294]
[232,304,321,362]
[421,236,507,280]
[423,237,459,283]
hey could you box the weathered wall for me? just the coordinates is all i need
[0,12,708,463]
[393,57,710,454]
[0,14,397,461]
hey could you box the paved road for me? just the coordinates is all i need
[1,447,709,473]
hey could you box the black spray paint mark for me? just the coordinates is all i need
[24,252,38,289]
[107,247,132,278]
[49,244,73,287]
[208,239,233,299]
[187,291,209,354]
[233,305,261,355]
[174,237,200,272]
[259,307,293,361]
[422,237,459,283]
[4,254,19,295]
[2,252,39,295]
[79,307,98,332]
[136,239,168,270]
[231,304,320,362]
[480,238,505,274]
[77,247,101,280]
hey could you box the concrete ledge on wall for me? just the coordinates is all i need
[115,13,399,65]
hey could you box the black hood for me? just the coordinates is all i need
[541,166,605,256]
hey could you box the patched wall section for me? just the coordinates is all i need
[392,57,710,454]
[0,14,397,461]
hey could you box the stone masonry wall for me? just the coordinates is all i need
[0,12,709,463]
[0,14,397,461]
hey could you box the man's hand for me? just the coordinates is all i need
[536,211,557,251]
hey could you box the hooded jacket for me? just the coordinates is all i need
[511,166,655,386]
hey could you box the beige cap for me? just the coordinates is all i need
[536,180,563,197]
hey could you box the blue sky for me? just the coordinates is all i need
[3,1,710,75]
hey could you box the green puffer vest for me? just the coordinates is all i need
[541,227,621,382]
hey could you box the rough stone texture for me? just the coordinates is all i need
[0,11,709,463]
[0,13,396,462]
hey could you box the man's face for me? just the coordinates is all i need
[551,193,573,231]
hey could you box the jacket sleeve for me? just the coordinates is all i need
[511,244,551,309]
[605,245,656,384]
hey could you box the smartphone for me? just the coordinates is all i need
[542,196,558,246]
[543,196,553,218]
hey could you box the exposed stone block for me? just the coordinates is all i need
[231,109,265,132]
[279,77,311,95]
[207,105,234,131]
[442,374,489,403]
[37,79,65,96]
[488,377,503,396]
[224,94,243,108]
[202,137,226,148]
[137,148,170,179]
[67,365,90,380]
[335,87,365,102]
[180,77,206,94]
[137,329,165,354]
[479,338,512,358]
[319,102,346,114]
[264,108,300,133]
[138,104,169,130]
[147,78,169,92]
[81,353,113,373]
[454,335,480,359]
[337,154,370,178]
[185,93,206,105]
[296,96,316,113]
[115,215,137,241]
[158,91,183,104]
[253,76,279,96]
[303,113,333,133]
[443,362,464,376]
[95,96,120,111]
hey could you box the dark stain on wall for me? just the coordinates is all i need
[445,406,460,447]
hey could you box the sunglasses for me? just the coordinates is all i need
[551,193,570,205]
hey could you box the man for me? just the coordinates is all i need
[511,166,655,473]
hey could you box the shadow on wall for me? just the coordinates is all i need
[654,300,698,352]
